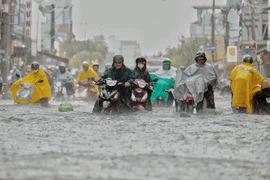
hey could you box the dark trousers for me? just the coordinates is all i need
[0,83,2,95]
[204,85,215,109]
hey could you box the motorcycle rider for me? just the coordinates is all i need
[230,55,264,114]
[184,51,217,109]
[56,63,74,96]
[92,62,103,77]
[92,54,135,114]
[150,58,176,105]
[132,56,152,111]
[105,63,111,71]
[76,61,99,100]
[9,61,51,106]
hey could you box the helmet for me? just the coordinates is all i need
[113,55,124,63]
[59,63,66,73]
[243,55,253,64]
[105,63,111,70]
[135,56,147,64]
[82,61,89,67]
[180,66,186,71]
[163,58,171,65]
[92,62,99,67]
[31,61,40,70]
[195,51,207,62]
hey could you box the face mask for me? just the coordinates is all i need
[138,64,144,69]
[32,69,38,73]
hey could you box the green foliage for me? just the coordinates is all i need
[164,37,206,68]
[71,51,104,69]
[61,33,108,67]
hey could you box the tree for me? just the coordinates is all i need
[61,34,108,67]
[164,37,206,68]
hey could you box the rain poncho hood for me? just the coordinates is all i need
[154,66,177,79]
[76,67,99,94]
[10,68,51,104]
[230,62,264,114]
[174,62,218,106]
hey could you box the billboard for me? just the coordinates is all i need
[227,46,237,62]
[25,0,32,38]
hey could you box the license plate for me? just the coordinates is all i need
[266,98,270,103]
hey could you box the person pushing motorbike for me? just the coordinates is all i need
[76,61,99,101]
[230,55,264,114]
[92,55,135,114]
[9,61,51,106]
[132,56,153,111]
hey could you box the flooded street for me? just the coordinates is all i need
[0,94,269,180]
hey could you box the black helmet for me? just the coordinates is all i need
[195,51,207,62]
[135,56,147,64]
[243,55,253,64]
[31,61,40,70]
[59,63,66,73]
[113,55,124,63]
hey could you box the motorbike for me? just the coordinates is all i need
[96,78,123,115]
[53,80,74,101]
[219,78,231,96]
[53,81,65,101]
[253,81,270,114]
[130,78,158,111]
[70,78,97,102]
[154,88,174,107]
[16,82,36,103]
[175,93,206,114]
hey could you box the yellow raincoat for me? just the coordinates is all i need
[230,62,264,114]
[76,67,99,95]
[10,68,51,104]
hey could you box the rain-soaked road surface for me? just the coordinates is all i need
[0,94,269,180]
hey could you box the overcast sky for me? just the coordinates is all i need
[72,0,226,55]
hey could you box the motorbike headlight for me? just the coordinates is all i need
[56,81,62,87]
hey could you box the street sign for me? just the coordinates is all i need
[13,47,28,57]
[267,41,270,51]
[243,48,249,55]
[227,46,237,62]
[206,45,216,52]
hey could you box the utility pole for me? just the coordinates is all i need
[250,0,256,41]
[202,9,206,50]
[9,0,13,67]
[50,4,55,52]
[0,0,11,86]
[211,0,215,63]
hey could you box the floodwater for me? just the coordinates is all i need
[0,94,269,180]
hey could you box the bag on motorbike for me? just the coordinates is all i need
[58,103,73,112]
